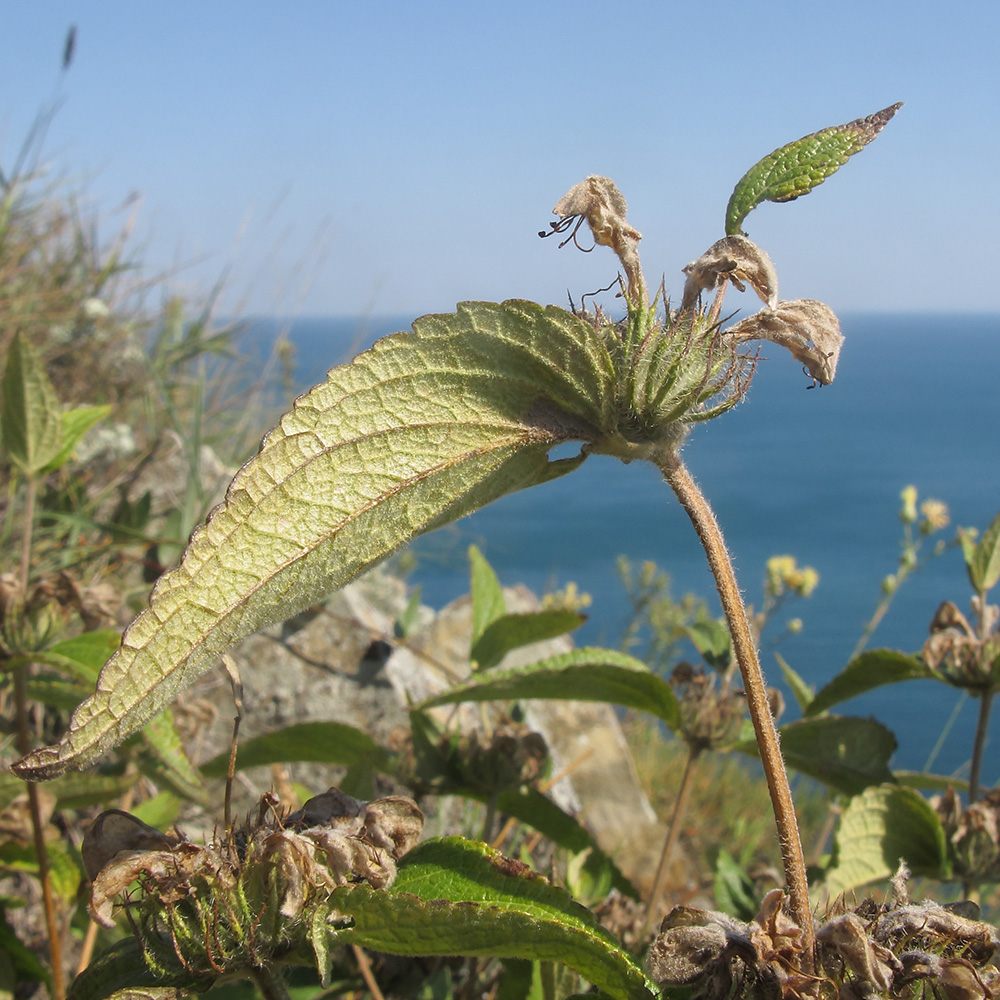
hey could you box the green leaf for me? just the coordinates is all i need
[775,653,813,713]
[470,544,508,646]
[199,720,390,778]
[23,674,90,711]
[894,770,969,794]
[328,837,655,1000]
[472,610,586,671]
[419,647,679,730]
[14,301,616,780]
[0,904,49,988]
[129,708,209,807]
[0,332,63,476]
[806,649,933,716]
[737,716,896,795]
[46,772,139,811]
[685,619,731,672]
[713,849,759,922]
[823,784,949,897]
[965,510,1000,593]
[129,790,183,829]
[7,630,122,686]
[42,404,112,473]
[66,935,211,1000]
[725,104,903,235]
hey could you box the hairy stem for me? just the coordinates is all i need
[14,474,66,1000]
[251,964,292,1000]
[642,744,701,938]
[968,689,993,804]
[658,451,814,962]
[14,669,66,1000]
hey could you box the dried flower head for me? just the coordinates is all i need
[723,299,844,386]
[681,235,779,313]
[81,788,423,982]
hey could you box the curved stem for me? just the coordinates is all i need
[657,451,814,962]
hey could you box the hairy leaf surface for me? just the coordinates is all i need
[725,104,902,235]
[15,301,615,780]
[326,838,654,1000]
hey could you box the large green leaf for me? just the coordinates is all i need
[325,837,654,1000]
[738,716,896,796]
[419,647,679,729]
[0,331,63,476]
[807,649,933,716]
[14,302,616,781]
[725,103,902,235]
[200,720,390,777]
[823,784,949,897]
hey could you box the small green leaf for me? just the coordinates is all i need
[24,675,90,712]
[129,708,208,806]
[472,610,586,671]
[0,332,63,476]
[199,720,390,778]
[894,770,969,794]
[713,849,759,921]
[737,716,896,795]
[329,837,655,1000]
[129,790,183,829]
[470,544,508,646]
[15,301,616,780]
[775,653,813,713]
[17,630,122,686]
[966,510,1000,593]
[823,784,949,897]
[394,585,423,639]
[46,772,139,811]
[807,649,933,716]
[0,904,50,987]
[725,103,902,235]
[685,619,731,672]
[42,404,112,473]
[420,647,679,730]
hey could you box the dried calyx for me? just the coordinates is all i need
[647,867,1000,1000]
[541,176,645,305]
[542,176,847,392]
[81,787,423,978]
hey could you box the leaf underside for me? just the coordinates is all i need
[725,103,902,235]
[15,301,616,780]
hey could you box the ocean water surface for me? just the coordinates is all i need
[250,311,1000,781]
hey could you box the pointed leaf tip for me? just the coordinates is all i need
[725,103,903,235]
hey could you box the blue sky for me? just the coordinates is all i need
[2,1,998,318]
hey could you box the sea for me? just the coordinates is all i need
[244,311,1000,783]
